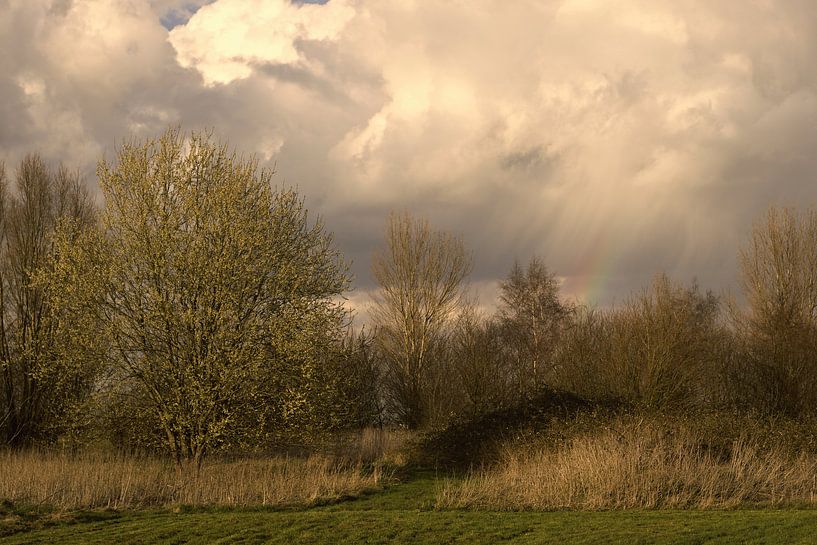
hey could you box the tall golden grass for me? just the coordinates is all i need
[0,450,383,510]
[437,421,817,510]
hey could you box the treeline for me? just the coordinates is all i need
[2,127,816,469]
[371,208,817,428]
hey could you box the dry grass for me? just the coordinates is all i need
[0,449,384,510]
[437,421,817,510]
[332,427,412,466]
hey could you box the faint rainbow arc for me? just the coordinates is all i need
[568,234,617,306]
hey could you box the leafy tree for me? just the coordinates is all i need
[51,129,349,469]
[497,257,572,396]
[371,212,471,428]
[0,156,98,446]
[272,328,384,444]
[331,329,384,429]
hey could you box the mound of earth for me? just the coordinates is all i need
[414,388,618,470]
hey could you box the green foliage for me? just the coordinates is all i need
[327,329,384,430]
[51,128,350,465]
[0,156,99,446]
[6,485,817,544]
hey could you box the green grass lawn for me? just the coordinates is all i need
[3,470,817,545]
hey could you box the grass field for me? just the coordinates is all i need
[4,471,817,544]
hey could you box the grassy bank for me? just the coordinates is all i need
[436,420,817,510]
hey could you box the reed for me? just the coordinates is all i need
[0,449,383,510]
[437,422,817,510]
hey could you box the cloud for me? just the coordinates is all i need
[1,0,188,172]
[3,0,817,314]
[167,0,355,85]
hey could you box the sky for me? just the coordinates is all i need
[2,0,817,317]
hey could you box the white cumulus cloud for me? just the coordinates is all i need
[168,0,355,85]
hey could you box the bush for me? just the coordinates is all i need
[553,275,726,412]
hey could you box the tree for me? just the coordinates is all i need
[325,328,384,430]
[607,274,721,409]
[548,275,724,410]
[549,305,611,400]
[497,257,572,396]
[736,206,817,414]
[371,212,472,428]
[52,128,349,469]
[0,156,98,446]
[450,306,512,415]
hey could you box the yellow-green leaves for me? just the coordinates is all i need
[1,156,98,446]
[88,128,349,465]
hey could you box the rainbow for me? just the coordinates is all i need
[565,233,618,306]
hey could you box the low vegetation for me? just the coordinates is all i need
[0,450,383,511]
[0,427,410,514]
[412,388,602,470]
[4,478,817,544]
[437,415,817,510]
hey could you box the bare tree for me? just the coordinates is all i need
[550,275,723,410]
[608,274,721,409]
[735,206,817,414]
[549,305,611,400]
[371,212,472,428]
[450,305,512,415]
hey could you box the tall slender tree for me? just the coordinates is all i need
[371,212,471,428]
[497,257,571,396]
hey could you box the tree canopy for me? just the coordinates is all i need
[50,129,350,467]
